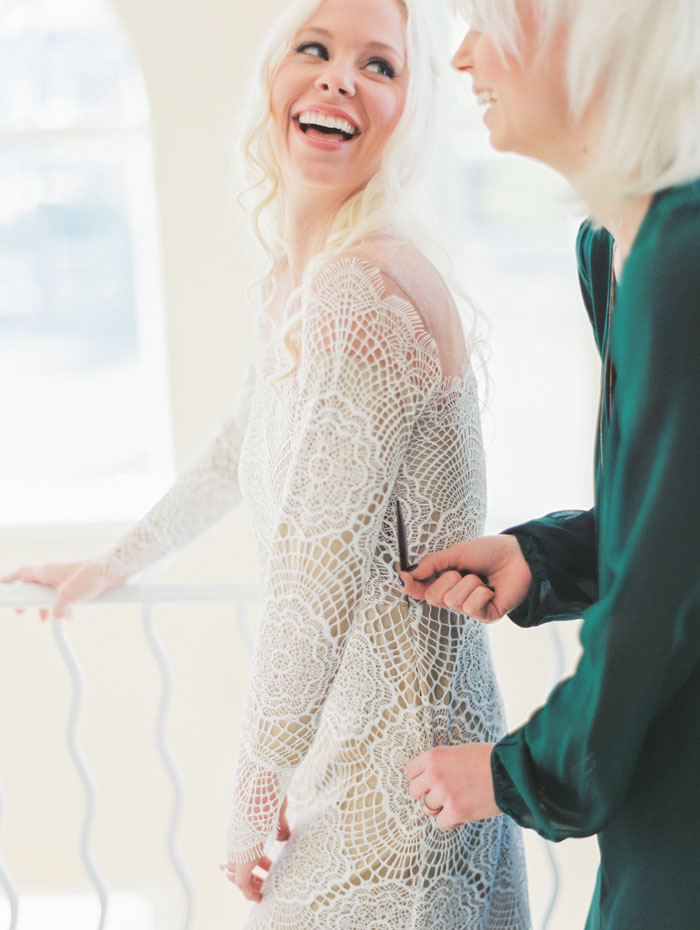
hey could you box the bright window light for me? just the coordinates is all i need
[0,0,173,526]
[422,2,598,532]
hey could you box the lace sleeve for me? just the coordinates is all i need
[225,259,442,862]
[92,355,255,578]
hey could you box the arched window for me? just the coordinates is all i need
[0,0,172,525]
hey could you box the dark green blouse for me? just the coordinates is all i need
[491,180,700,930]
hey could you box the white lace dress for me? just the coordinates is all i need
[98,259,530,929]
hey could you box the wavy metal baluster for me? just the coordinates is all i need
[142,605,195,930]
[535,624,566,930]
[51,617,108,930]
[0,781,19,930]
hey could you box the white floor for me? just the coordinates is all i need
[0,892,155,930]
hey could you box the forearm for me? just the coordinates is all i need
[226,489,394,859]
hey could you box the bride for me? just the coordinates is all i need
[4,0,529,925]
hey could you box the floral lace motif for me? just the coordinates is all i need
[99,258,529,928]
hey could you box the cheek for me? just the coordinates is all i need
[474,37,507,85]
[269,87,283,124]
[541,65,570,125]
[269,61,298,122]
[368,87,405,144]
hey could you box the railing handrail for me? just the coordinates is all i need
[0,578,562,930]
[0,578,260,930]
[0,580,259,610]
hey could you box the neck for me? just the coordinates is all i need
[595,194,654,279]
[546,109,653,278]
[280,181,349,281]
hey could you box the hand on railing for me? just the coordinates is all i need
[1,562,127,621]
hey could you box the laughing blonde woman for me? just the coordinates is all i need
[3,0,530,926]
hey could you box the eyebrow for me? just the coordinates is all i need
[297,26,405,63]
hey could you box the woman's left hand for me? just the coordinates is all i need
[405,743,501,829]
[223,798,291,902]
[224,854,273,903]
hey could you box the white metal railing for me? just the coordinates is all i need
[0,581,258,930]
[0,582,563,930]
[0,781,18,930]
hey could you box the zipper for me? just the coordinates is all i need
[598,242,616,472]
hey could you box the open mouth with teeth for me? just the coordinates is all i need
[295,111,360,143]
[476,90,498,107]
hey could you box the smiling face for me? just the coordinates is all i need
[451,5,583,175]
[269,0,408,201]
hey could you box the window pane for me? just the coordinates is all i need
[0,148,151,484]
[432,11,600,530]
[0,0,148,130]
[0,0,170,524]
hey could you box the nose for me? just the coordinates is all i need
[451,29,478,73]
[315,61,356,97]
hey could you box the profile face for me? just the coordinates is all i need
[451,6,573,170]
[269,0,408,198]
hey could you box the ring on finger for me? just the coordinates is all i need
[422,796,442,816]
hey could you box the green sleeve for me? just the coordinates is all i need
[501,221,608,629]
[491,207,700,841]
[503,509,598,627]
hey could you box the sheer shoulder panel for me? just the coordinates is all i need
[350,238,470,381]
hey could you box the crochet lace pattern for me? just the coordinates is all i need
[97,259,530,929]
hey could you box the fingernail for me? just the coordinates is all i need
[398,576,405,588]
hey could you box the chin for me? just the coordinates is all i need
[486,130,518,155]
[298,169,354,191]
[296,162,374,195]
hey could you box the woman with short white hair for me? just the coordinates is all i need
[402,1,700,927]
[3,0,530,926]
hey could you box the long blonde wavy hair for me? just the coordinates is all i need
[234,0,443,374]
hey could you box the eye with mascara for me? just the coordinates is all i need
[366,57,395,78]
[296,41,329,60]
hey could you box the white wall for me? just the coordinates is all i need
[0,1,600,928]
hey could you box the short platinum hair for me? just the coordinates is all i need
[453,0,700,201]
